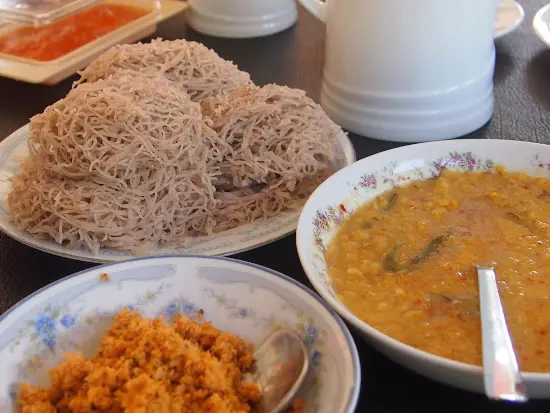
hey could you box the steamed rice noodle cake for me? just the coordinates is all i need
[27,74,225,181]
[201,84,344,231]
[8,74,224,254]
[8,159,216,253]
[75,39,251,102]
[8,75,344,254]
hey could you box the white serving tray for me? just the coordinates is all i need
[0,0,188,85]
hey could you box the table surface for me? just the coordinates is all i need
[1,1,550,412]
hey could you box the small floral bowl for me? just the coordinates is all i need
[296,139,550,398]
[0,256,360,412]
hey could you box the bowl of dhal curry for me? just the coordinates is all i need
[297,139,550,397]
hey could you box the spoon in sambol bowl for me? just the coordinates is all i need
[476,266,528,402]
[246,329,310,413]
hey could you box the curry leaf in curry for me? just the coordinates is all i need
[382,244,401,272]
[382,235,449,273]
[506,212,522,222]
[411,235,448,265]
[423,293,480,322]
[505,211,542,235]
[385,193,399,211]
[425,293,454,303]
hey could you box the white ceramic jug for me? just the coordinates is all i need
[298,0,499,142]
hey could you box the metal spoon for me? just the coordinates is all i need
[476,266,528,402]
[246,329,309,413]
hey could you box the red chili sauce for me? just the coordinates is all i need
[0,3,149,62]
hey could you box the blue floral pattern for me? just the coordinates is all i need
[10,283,171,384]
[35,314,56,348]
[14,304,80,356]
[205,288,260,320]
[59,314,77,329]
[303,324,320,346]
[159,297,200,320]
[7,383,17,401]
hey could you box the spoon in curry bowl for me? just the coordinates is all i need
[476,266,528,402]
[246,329,309,413]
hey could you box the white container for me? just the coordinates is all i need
[187,0,297,38]
[297,0,499,142]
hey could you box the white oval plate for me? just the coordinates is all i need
[534,3,550,47]
[0,124,355,263]
[495,0,524,39]
[0,256,361,413]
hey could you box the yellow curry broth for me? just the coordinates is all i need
[326,169,550,371]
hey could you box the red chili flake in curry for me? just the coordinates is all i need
[339,203,347,213]
[0,3,149,62]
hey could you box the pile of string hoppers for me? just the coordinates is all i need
[7,39,344,254]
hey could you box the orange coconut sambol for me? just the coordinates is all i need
[0,3,150,62]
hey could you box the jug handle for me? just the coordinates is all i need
[297,0,327,22]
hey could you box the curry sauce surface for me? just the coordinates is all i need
[327,169,550,371]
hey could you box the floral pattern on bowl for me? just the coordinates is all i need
[297,139,550,397]
[0,257,360,413]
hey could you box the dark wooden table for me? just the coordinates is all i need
[2,1,550,412]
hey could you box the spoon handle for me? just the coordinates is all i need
[476,266,527,402]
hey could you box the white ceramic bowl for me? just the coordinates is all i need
[186,0,297,38]
[0,256,360,412]
[297,139,550,397]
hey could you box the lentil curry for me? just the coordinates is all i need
[326,169,550,372]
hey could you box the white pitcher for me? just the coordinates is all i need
[298,0,499,142]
